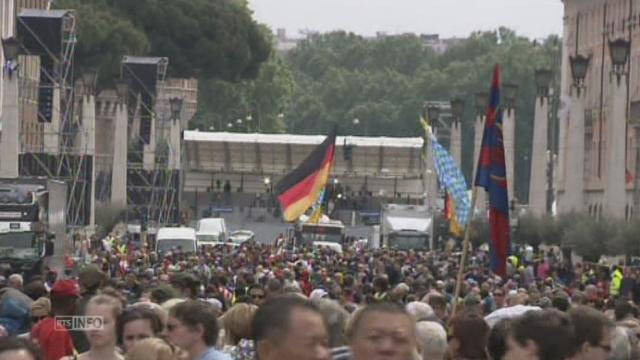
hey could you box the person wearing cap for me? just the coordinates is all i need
[73,265,106,354]
[30,297,51,326]
[31,280,79,360]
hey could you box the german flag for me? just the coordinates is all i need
[275,128,337,222]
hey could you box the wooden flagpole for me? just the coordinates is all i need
[450,184,480,320]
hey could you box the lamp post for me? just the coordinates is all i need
[569,55,590,96]
[264,176,273,208]
[115,80,128,104]
[529,69,552,216]
[246,114,253,132]
[169,97,183,121]
[503,82,518,115]
[449,97,464,124]
[1,37,20,78]
[603,38,630,219]
[561,54,590,214]
[474,92,489,117]
[609,38,630,85]
[352,117,368,136]
[534,68,552,99]
[426,104,440,125]
[81,68,98,96]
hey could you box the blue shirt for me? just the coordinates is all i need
[199,347,232,360]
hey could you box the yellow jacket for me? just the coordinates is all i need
[610,269,623,297]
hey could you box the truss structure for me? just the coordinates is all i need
[15,9,92,228]
[121,57,179,226]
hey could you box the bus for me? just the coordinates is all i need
[0,179,60,276]
[291,215,345,250]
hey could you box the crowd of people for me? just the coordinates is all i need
[0,234,638,360]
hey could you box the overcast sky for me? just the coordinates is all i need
[248,0,563,40]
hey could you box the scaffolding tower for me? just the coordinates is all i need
[15,9,91,228]
[121,56,179,226]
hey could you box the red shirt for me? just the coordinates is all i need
[31,318,75,360]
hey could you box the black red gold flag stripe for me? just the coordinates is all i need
[275,128,337,222]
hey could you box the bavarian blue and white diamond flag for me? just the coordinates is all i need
[429,133,471,228]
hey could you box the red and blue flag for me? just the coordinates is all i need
[474,64,510,277]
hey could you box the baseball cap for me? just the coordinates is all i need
[78,265,105,289]
[50,280,80,298]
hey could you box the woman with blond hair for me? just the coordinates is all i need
[126,337,177,360]
[62,294,124,360]
[220,303,257,360]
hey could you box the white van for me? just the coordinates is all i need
[156,227,197,254]
[195,218,228,247]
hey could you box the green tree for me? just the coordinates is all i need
[193,53,295,133]
[282,29,561,204]
[56,0,270,83]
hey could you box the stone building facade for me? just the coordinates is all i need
[559,0,640,219]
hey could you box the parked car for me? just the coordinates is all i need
[228,230,255,245]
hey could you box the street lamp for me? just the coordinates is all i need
[1,37,20,63]
[503,82,518,111]
[81,68,98,96]
[450,97,465,124]
[609,38,630,84]
[534,68,552,98]
[475,92,489,117]
[353,118,360,126]
[227,122,233,129]
[569,54,591,95]
[115,80,128,104]
[426,104,440,123]
[169,97,183,121]
[264,177,272,194]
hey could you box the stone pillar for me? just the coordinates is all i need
[503,109,516,200]
[529,96,549,215]
[556,14,572,209]
[561,89,586,213]
[43,87,60,154]
[169,118,181,170]
[111,102,128,208]
[0,69,19,178]
[450,119,462,167]
[143,114,156,170]
[604,74,627,219]
[81,95,96,227]
[424,134,438,212]
[473,114,486,215]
